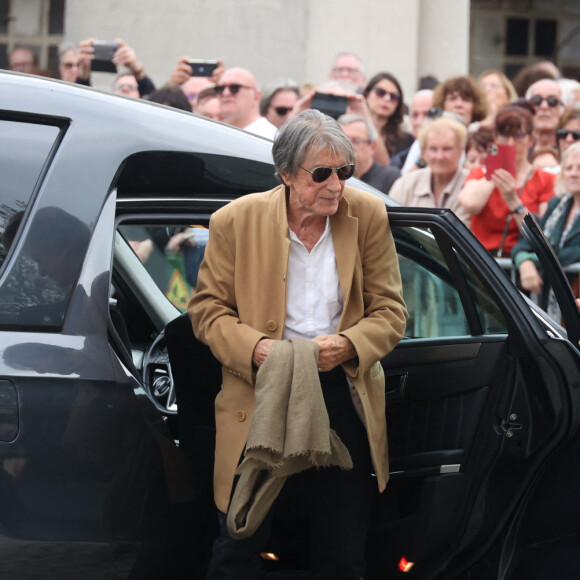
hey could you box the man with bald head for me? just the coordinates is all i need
[526,79,565,154]
[215,67,277,139]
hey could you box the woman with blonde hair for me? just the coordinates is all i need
[478,69,518,128]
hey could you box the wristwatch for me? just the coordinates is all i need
[511,203,525,215]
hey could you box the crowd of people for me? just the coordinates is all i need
[7,40,580,302]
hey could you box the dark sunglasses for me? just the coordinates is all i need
[372,87,401,102]
[274,106,292,116]
[529,95,561,108]
[557,129,580,141]
[214,84,254,96]
[300,164,355,183]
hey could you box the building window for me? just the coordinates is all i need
[0,0,65,76]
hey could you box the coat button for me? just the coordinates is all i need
[235,411,246,422]
[266,320,278,332]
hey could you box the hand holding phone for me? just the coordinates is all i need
[311,93,348,119]
[485,143,516,180]
[91,40,120,73]
[187,59,219,77]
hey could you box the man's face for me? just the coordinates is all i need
[330,55,365,91]
[410,91,434,137]
[282,149,347,219]
[265,89,298,128]
[9,48,36,73]
[529,80,564,132]
[423,128,463,179]
[113,75,140,99]
[341,121,375,176]
[216,69,260,129]
[59,49,79,83]
[196,96,221,121]
[181,76,214,109]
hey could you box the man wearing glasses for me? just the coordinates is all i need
[526,79,565,157]
[329,52,366,93]
[191,110,407,578]
[215,67,277,139]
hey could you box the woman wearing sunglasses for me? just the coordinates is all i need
[191,109,407,580]
[259,78,300,129]
[512,141,580,322]
[458,103,555,257]
[363,72,414,159]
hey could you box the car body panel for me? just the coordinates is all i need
[1,72,580,579]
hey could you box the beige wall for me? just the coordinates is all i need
[65,0,470,102]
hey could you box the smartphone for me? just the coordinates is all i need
[485,143,516,180]
[187,59,219,77]
[92,40,120,73]
[311,93,348,119]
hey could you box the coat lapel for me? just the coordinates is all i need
[331,194,358,311]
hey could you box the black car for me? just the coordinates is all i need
[1,71,580,580]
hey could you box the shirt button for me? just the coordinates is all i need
[266,320,278,332]
[235,411,246,422]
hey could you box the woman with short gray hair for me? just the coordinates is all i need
[191,109,407,579]
[259,78,300,128]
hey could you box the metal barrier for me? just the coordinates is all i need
[495,258,580,304]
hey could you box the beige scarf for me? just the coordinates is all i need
[227,338,353,539]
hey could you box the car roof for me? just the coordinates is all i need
[0,71,394,206]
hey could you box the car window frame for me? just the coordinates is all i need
[521,212,580,350]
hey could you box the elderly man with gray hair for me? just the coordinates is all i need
[191,109,407,579]
[338,114,401,194]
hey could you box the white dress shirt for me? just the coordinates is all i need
[283,218,343,340]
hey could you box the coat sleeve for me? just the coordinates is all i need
[339,201,408,376]
[188,210,267,385]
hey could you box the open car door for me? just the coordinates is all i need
[362,207,580,579]
[521,212,580,350]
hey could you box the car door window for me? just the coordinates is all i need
[117,222,209,311]
[393,225,507,339]
[0,120,60,270]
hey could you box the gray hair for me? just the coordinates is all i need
[259,78,300,116]
[337,114,378,142]
[332,52,365,74]
[58,41,77,60]
[273,109,355,178]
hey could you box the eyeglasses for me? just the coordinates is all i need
[214,84,255,96]
[529,95,561,108]
[273,106,292,116]
[332,66,361,76]
[557,129,580,141]
[372,87,401,102]
[300,164,355,183]
[350,138,371,147]
[114,83,138,92]
[62,62,78,69]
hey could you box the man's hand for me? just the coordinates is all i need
[312,334,356,372]
[113,38,145,79]
[252,338,275,368]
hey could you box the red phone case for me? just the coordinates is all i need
[485,143,516,180]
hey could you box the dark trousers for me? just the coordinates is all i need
[206,366,374,580]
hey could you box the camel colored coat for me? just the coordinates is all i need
[190,184,407,513]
